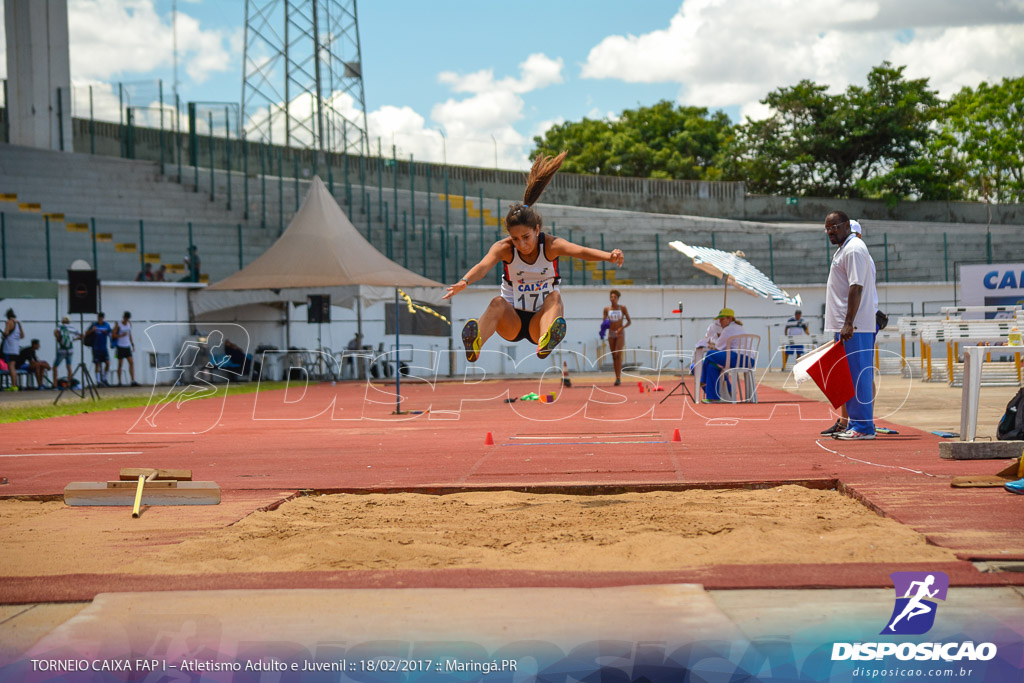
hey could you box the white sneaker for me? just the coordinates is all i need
[833,429,876,441]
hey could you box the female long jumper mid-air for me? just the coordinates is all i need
[442,151,625,363]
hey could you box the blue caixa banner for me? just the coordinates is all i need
[960,263,1024,317]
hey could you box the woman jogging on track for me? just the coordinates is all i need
[442,151,624,362]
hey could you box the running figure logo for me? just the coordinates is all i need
[882,571,949,635]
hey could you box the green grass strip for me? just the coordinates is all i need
[0,381,291,423]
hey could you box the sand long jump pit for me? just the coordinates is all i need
[0,484,956,577]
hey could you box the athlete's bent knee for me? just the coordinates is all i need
[487,296,509,311]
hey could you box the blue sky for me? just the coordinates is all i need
[2,0,1023,169]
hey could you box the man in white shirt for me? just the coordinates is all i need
[823,211,878,440]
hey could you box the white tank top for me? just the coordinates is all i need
[115,321,132,348]
[2,320,22,355]
[500,232,561,312]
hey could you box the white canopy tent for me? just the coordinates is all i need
[192,177,446,403]
[191,176,444,317]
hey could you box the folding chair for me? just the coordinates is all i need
[718,334,760,403]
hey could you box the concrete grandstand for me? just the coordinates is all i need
[1,119,1022,286]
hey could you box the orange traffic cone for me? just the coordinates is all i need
[671,428,682,442]
[484,431,495,445]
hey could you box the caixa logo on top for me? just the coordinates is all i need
[982,268,1024,290]
[960,263,1024,318]
[832,572,998,662]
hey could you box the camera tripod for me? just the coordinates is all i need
[54,313,101,405]
[659,301,697,404]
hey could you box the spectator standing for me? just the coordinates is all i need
[602,289,631,385]
[821,218,883,436]
[851,219,882,324]
[345,332,364,378]
[823,211,878,440]
[53,316,81,387]
[86,312,113,386]
[135,263,154,282]
[113,311,139,386]
[184,246,201,283]
[3,308,25,391]
[154,264,167,282]
[782,309,810,370]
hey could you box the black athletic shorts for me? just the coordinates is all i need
[505,308,538,344]
[116,346,133,360]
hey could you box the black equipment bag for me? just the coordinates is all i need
[875,310,889,331]
[997,387,1024,441]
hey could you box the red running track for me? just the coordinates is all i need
[1,379,1021,600]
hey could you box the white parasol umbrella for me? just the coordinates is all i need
[668,240,802,307]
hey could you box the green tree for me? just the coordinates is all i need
[532,101,733,181]
[529,117,616,175]
[725,62,940,199]
[936,76,1024,204]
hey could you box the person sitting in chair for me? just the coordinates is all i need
[18,339,52,389]
[700,309,754,402]
[689,314,725,394]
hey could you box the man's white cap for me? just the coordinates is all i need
[850,219,862,235]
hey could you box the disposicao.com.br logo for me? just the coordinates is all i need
[884,571,949,635]
[831,571,998,663]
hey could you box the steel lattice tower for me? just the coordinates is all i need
[242,0,368,155]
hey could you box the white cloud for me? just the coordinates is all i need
[739,100,774,122]
[891,24,1024,96]
[0,2,231,89]
[439,53,563,95]
[534,117,566,138]
[67,0,232,84]
[236,54,563,170]
[427,54,564,169]
[581,0,1024,119]
[433,91,524,136]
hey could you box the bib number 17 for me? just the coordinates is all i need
[516,292,544,312]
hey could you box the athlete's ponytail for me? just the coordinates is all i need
[505,150,567,231]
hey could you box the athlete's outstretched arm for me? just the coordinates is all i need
[442,240,509,300]
[549,237,624,266]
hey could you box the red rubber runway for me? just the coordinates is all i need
[2,379,1022,602]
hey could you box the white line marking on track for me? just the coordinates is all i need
[510,433,660,439]
[0,451,144,457]
[814,440,944,478]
